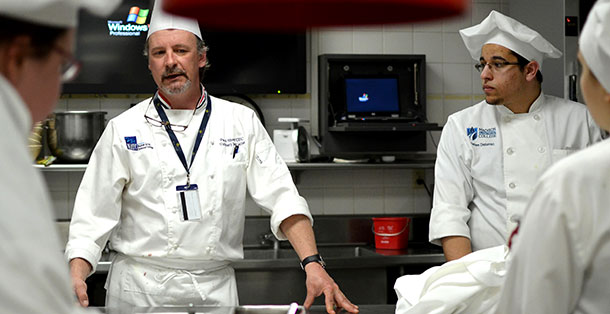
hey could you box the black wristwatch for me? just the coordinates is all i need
[300,254,326,270]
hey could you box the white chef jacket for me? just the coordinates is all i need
[0,75,93,314]
[65,89,311,285]
[429,93,602,251]
[496,139,610,314]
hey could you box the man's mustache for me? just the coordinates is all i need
[162,67,188,80]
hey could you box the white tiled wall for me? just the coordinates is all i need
[44,0,507,220]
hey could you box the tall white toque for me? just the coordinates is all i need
[147,0,202,40]
[580,0,610,92]
[459,10,562,69]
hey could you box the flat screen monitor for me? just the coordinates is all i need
[63,0,306,95]
[344,77,400,117]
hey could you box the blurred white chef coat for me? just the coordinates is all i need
[0,76,93,313]
[429,93,602,251]
[496,139,610,314]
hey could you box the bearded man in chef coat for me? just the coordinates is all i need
[429,10,604,262]
[0,0,118,313]
[65,2,358,314]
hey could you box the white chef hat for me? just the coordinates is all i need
[580,0,610,93]
[147,0,202,40]
[0,0,119,28]
[459,10,562,69]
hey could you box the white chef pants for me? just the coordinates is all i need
[104,254,238,308]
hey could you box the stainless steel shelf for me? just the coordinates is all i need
[33,164,87,172]
[286,161,434,170]
[35,160,435,172]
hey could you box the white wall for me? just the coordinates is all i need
[510,0,564,98]
[44,0,508,220]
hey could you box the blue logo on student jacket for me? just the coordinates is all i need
[467,127,478,141]
[467,126,497,147]
[125,136,153,151]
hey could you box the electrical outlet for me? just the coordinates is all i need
[413,169,425,188]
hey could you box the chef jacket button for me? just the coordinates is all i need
[206,246,212,254]
[172,209,177,213]
[173,244,179,249]
[503,116,512,123]
[538,146,546,153]
[506,147,514,155]
[208,210,214,216]
[210,174,215,179]
[533,114,541,121]
[509,182,516,189]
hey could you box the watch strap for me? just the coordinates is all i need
[300,254,325,270]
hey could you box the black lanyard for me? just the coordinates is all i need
[153,92,212,186]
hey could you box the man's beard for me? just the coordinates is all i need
[161,79,192,95]
[160,66,192,95]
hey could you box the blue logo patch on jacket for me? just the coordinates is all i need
[467,127,478,141]
[467,126,497,147]
[125,136,153,151]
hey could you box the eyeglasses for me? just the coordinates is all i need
[52,46,81,82]
[144,99,196,132]
[474,61,521,73]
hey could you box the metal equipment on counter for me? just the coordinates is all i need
[47,111,106,163]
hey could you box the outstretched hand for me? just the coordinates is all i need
[303,263,359,314]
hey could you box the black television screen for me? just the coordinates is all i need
[63,0,306,95]
[344,77,400,116]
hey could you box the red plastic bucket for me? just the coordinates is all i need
[372,217,410,249]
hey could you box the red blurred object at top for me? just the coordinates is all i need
[162,0,470,31]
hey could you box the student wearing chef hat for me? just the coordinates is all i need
[0,0,118,313]
[65,1,359,313]
[429,10,604,262]
[496,1,610,312]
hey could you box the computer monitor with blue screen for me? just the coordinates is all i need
[345,77,400,118]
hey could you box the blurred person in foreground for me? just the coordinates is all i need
[0,0,118,313]
[65,1,358,313]
[496,1,610,313]
[429,10,604,262]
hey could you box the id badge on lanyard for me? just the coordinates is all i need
[176,184,202,221]
[153,91,212,222]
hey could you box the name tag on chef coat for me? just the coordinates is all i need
[176,184,202,221]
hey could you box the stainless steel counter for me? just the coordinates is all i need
[79,217,441,305]
[95,245,444,273]
[88,244,443,305]
[94,304,395,314]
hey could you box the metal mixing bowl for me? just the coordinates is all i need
[47,111,106,163]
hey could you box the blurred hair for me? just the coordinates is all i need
[0,15,68,59]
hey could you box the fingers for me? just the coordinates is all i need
[73,278,89,307]
[322,285,358,314]
[324,288,337,314]
[303,291,315,309]
[333,289,359,313]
